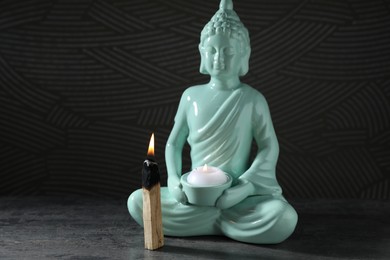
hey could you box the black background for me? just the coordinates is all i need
[1,0,389,199]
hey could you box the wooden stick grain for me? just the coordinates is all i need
[142,183,164,250]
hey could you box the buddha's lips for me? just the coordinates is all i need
[213,62,225,70]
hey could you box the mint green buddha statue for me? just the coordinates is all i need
[128,0,298,244]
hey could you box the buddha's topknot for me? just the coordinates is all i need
[200,0,250,52]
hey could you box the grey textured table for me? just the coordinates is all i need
[1,197,389,259]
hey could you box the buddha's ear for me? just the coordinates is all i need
[199,44,208,74]
[239,46,251,76]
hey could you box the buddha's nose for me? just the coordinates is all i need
[214,51,225,69]
[215,51,224,62]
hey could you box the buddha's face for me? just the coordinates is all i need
[200,33,245,78]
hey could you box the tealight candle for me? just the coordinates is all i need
[187,164,228,187]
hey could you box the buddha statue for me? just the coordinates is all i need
[128,0,298,244]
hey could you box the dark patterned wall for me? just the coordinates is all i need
[1,0,389,198]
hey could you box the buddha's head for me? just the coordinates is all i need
[199,0,251,78]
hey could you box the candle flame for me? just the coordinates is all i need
[147,133,155,156]
[203,164,208,171]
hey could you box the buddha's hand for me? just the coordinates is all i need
[216,179,255,210]
[168,175,188,204]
